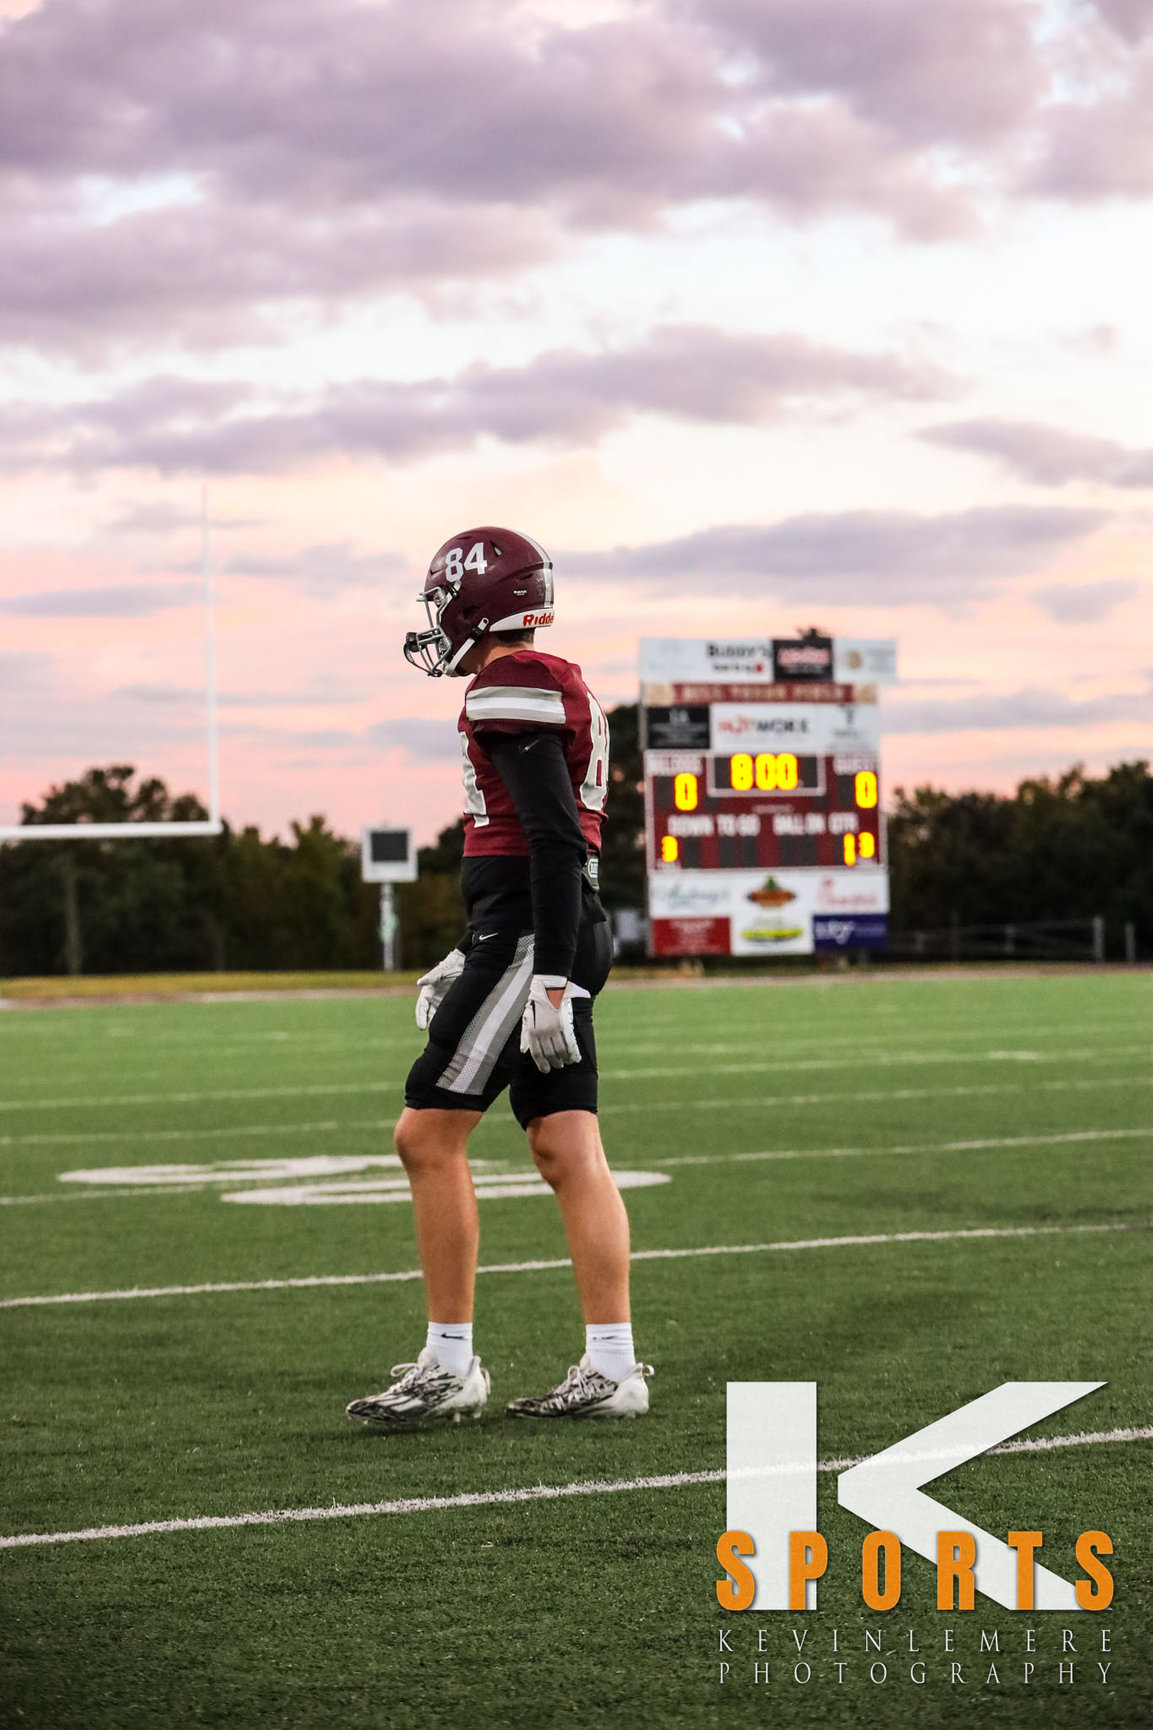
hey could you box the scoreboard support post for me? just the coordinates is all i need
[379,884,398,972]
[640,635,897,960]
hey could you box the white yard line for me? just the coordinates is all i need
[1,1221,1141,1309]
[0,1266,429,1304]
[632,1223,1142,1257]
[602,1074,1147,1115]
[1,1075,1147,1151]
[0,1083,400,1113]
[0,1119,394,1149]
[0,1186,215,1206]
[1,1046,1146,1115]
[651,1127,1152,1167]
[2,1426,1149,1552]
[604,1045,1150,1082]
[0,1122,1145,1206]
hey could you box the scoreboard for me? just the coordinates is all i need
[640,634,897,958]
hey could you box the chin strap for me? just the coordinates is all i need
[445,618,489,676]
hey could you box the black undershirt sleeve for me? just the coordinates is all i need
[482,731,588,979]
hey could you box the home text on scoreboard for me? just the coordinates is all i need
[639,635,897,959]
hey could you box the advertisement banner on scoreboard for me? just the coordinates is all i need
[832,635,899,684]
[640,638,775,683]
[813,914,890,948]
[649,869,813,955]
[648,868,889,956]
[814,869,890,915]
[643,704,713,749]
[771,634,833,682]
[640,635,897,688]
[710,702,880,756]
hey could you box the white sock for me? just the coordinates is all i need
[426,1322,473,1378]
[586,1323,635,1381]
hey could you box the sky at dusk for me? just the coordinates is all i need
[1,0,1150,846]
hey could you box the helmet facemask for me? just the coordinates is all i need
[403,587,452,676]
[403,582,489,677]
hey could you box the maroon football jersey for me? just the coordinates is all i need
[459,650,609,857]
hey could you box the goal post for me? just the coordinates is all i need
[0,488,223,843]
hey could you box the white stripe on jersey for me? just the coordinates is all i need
[465,686,565,725]
[438,935,535,1095]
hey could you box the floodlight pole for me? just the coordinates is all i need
[202,486,221,829]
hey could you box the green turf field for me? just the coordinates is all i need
[1,971,1150,1729]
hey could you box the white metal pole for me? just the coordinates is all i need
[380,883,397,972]
[202,485,220,828]
[1091,915,1105,963]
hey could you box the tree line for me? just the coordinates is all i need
[0,714,642,978]
[0,716,1147,975]
[887,760,1151,947]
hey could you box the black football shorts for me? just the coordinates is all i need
[404,912,612,1127]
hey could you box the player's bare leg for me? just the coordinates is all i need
[524,1110,631,1322]
[393,1105,484,1321]
[345,1105,489,1429]
[509,1109,648,1418]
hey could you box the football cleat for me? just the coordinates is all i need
[346,1347,490,1430]
[506,1354,652,1420]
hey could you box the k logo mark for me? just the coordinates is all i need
[726,1381,1105,1612]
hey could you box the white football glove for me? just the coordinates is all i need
[519,975,591,1074]
[414,948,466,1031]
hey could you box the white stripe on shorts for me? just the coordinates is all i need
[438,935,536,1096]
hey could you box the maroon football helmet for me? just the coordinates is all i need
[403,526,554,677]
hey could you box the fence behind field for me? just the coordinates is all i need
[883,917,1115,964]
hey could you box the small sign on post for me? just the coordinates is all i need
[361,828,417,972]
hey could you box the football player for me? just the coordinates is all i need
[346,527,651,1430]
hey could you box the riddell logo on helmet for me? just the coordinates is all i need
[523,611,554,627]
